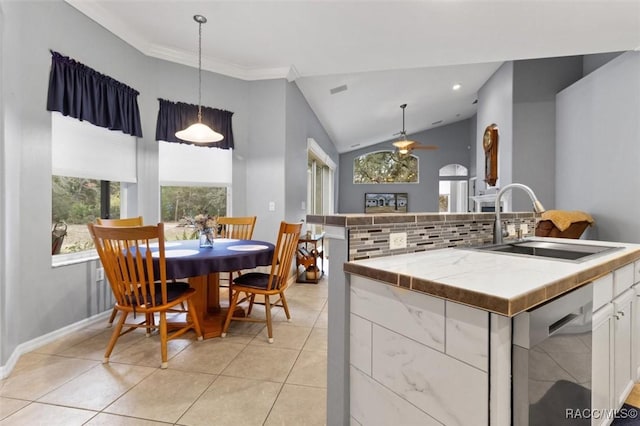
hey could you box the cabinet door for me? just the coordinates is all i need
[613,290,634,407]
[592,304,613,426]
[633,283,640,381]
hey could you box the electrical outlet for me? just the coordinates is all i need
[507,224,516,236]
[268,201,275,211]
[521,224,528,235]
[96,267,105,282]
[389,232,407,250]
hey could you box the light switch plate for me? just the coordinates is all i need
[389,232,407,250]
[521,224,528,234]
[507,224,516,236]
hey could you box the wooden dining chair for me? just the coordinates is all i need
[217,216,257,304]
[96,216,144,327]
[221,221,301,343]
[88,222,203,368]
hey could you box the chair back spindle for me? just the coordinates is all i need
[267,222,302,291]
[218,216,257,239]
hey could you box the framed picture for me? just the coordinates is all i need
[364,193,408,213]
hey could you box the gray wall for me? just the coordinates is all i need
[0,1,5,365]
[338,119,472,213]
[583,51,624,76]
[511,57,583,211]
[475,62,514,197]
[246,79,287,241]
[556,51,640,243]
[0,0,338,366]
[285,82,339,223]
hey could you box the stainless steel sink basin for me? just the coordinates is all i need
[470,240,623,262]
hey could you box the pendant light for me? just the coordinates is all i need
[175,15,224,144]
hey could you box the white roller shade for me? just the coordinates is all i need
[159,141,232,186]
[52,112,137,182]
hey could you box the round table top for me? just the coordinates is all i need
[149,238,275,280]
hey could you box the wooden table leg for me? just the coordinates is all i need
[187,272,246,339]
[187,274,223,339]
[206,272,220,313]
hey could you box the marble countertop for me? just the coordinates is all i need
[344,237,640,316]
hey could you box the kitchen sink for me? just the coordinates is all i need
[470,240,623,262]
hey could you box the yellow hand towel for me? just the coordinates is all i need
[540,210,594,232]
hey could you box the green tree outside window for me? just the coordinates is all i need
[353,151,418,183]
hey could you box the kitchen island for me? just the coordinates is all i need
[316,209,640,425]
[344,237,640,425]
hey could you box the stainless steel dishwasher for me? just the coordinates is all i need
[512,283,593,425]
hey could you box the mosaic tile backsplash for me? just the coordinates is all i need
[307,213,538,261]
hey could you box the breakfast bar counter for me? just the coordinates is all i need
[344,236,640,317]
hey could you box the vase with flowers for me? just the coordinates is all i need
[194,214,217,248]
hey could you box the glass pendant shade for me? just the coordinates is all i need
[175,122,223,144]
[175,14,223,144]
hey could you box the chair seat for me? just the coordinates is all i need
[122,281,192,309]
[233,272,280,290]
[154,281,191,304]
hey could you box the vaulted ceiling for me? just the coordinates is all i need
[67,0,640,153]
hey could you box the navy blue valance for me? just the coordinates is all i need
[46,50,143,137]
[155,98,234,149]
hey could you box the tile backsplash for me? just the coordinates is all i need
[307,213,538,261]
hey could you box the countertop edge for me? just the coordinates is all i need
[344,248,640,317]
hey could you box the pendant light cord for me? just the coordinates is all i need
[197,19,203,123]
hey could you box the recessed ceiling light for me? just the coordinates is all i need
[452,84,462,91]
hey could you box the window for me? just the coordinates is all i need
[51,113,137,257]
[160,186,227,240]
[158,141,232,240]
[439,164,468,213]
[52,177,120,253]
[307,138,335,243]
[353,151,418,183]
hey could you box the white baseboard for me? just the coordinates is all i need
[0,311,111,379]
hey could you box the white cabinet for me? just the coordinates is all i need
[614,264,635,297]
[613,289,634,407]
[591,267,636,426]
[592,304,613,426]
[632,260,640,382]
[593,274,614,312]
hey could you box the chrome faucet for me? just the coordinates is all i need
[493,183,545,244]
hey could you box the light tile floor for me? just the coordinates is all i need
[0,276,328,426]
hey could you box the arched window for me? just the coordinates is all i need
[439,164,468,212]
[353,151,418,183]
[439,164,468,177]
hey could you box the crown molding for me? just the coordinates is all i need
[65,0,291,81]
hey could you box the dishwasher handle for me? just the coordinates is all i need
[513,283,593,349]
[548,312,580,335]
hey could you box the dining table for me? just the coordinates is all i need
[149,237,275,339]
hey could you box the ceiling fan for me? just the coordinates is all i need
[392,104,438,154]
